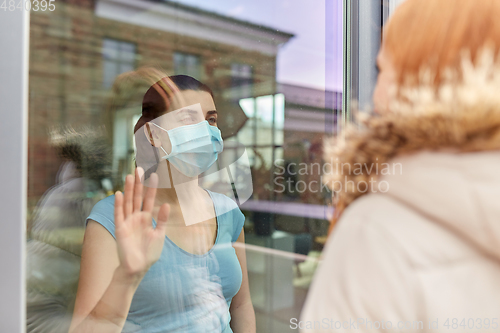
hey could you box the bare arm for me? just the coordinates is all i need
[69,220,144,333]
[70,256,142,332]
[69,170,169,333]
[229,230,256,333]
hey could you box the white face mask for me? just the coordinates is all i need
[148,120,223,178]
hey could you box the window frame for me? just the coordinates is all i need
[341,0,406,136]
[0,8,30,333]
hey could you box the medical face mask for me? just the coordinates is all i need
[149,120,223,177]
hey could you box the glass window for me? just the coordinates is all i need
[24,0,346,332]
[102,38,136,88]
[173,52,202,78]
[231,63,253,99]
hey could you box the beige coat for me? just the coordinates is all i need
[301,59,500,332]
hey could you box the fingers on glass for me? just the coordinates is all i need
[156,203,170,232]
[142,173,158,212]
[137,166,145,181]
[123,174,134,218]
[114,191,124,227]
[133,168,144,212]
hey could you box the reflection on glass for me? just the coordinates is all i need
[69,72,254,332]
[26,0,337,332]
[103,38,136,88]
[174,52,201,78]
[27,127,111,332]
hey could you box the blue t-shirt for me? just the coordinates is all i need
[86,190,245,333]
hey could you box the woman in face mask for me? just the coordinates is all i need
[69,73,256,333]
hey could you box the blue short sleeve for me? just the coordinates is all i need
[86,195,117,239]
[88,192,244,242]
[232,208,245,242]
[205,190,245,243]
[84,191,242,332]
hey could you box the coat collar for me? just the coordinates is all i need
[325,51,500,209]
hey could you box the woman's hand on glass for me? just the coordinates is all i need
[114,168,169,279]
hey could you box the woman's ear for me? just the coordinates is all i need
[144,123,162,148]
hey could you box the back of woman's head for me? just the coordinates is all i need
[385,0,500,85]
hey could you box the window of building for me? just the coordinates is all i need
[231,63,253,86]
[102,38,136,88]
[173,52,201,78]
[231,63,253,98]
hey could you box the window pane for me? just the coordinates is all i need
[102,59,118,88]
[186,54,199,68]
[26,1,340,332]
[239,97,255,118]
[102,38,119,60]
[173,52,201,78]
[118,62,134,75]
[119,42,135,57]
[119,49,136,63]
[173,52,185,74]
[231,63,253,99]
[102,39,136,88]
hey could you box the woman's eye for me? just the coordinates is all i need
[207,117,217,124]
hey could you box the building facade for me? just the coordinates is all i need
[28,0,293,208]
